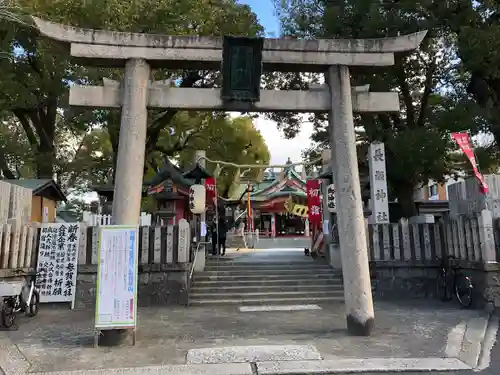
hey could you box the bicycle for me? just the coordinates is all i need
[1,269,42,328]
[436,255,473,308]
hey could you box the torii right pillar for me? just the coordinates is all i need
[328,65,374,335]
[329,65,376,334]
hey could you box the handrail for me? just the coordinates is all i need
[188,241,210,287]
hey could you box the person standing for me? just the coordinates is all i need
[210,221,218,256]
[218,216,228,256]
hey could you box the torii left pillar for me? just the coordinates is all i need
[107,59,150,345]
[112,59,150,224]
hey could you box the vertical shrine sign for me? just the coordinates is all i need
[36,223,80,308]
[95,225,138,329]
[306,179,322,226]
[326,184,336,213]
[368,142,390,223]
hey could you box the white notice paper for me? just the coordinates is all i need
[200,221,207,237]
[95,225,138,329]
[322,219,330,235]
[36,223,80,306]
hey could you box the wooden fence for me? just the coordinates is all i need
[0,220,39,271]
[78,225,190,266]
[0,180,32,224]
[367,218,484,263]
[0,216,497,274]
[82,211,152,226]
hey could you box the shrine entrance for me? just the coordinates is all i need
[33,16,426,338]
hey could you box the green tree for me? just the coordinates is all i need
[0,112,35,178]
[0,109,115,192]
[176,114,270,197]
[0,0,263,179]
[455,1,500,150]
[274,0,486,217]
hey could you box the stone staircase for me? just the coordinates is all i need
[189,254,344,306]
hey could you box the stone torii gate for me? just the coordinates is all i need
[33,17,425,337]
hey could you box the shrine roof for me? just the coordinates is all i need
[145,158,193,189]
[227,167,307,201]
[5,178,67,202]
[90,185,150,198]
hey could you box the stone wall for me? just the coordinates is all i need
[370,261,440,300]
[75,265,189,309]
[371,260,500,310]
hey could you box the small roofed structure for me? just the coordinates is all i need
[145,158,194,226]
[182,163,212,183]
[6,179,67,223]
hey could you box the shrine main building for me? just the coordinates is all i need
[229,158,309,237]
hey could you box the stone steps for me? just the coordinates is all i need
[189,255,344,306]
[189,295,344,306]
[203,263,333,270]
[194,274,341,282]
[193,278,339,287]
[196,268,335,277]
[191,283,344,294]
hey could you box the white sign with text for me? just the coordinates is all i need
[177,219,190,263]
[95,225,138,329]
[368,142,390,223]
[326,184,336,213]
[36,223,80,307]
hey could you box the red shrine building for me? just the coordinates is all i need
[228,158,310,237]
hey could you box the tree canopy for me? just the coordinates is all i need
[0,0,271,210]
[0,0,264,184]
[176,114,270,197]
[274,0,489,217]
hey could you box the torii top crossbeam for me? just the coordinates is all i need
[32,17,426,71]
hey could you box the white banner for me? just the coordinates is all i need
[36,223,80,306]
[368,141,390,223]
[95,225,138,329]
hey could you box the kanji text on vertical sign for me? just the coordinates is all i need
[36,223,81,308]
[326,184,336,213]
[368,142,390,223]
[306,179,322,226]
[451,131,489,194]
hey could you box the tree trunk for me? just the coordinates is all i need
[0,155,16,179]
[13,96,58,180]
[395,184,418,218]
[36,148,55,179]
[106,112,121,184]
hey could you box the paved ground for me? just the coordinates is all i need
[1,299,486,373]
[0,246,496,374]
[251,237,310,250]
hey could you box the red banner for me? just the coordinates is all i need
[451,131,488,194]
[306,179,322,226]
[205,177,217,204]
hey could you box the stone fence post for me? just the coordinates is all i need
[479,209,497,262]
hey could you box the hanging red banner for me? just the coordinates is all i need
[306,179,322,226]
[451,132,489,194]
[205,177,217,204]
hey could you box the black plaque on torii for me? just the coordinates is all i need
[221,36,263,103]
